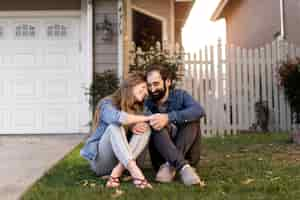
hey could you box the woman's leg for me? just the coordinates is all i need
[90,126,118,176]
[106,125,152,188]
[129,130,151,159]
[109,130,151,177]
[91,124,150,177]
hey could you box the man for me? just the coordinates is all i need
[134,64,205,186]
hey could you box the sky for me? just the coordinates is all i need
[181,0,226,53]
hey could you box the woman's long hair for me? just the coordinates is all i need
[92,72,146,132]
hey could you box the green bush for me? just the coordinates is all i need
[277,58,300,122]
[86,70,119,110]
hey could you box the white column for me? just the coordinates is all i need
[118,0,124,80]
[80,0,93,133]
[280,0,286,40]
[170,0,175,53]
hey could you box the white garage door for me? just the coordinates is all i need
[0,16,89,134]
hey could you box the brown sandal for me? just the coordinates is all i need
[132,177,153,189]
[106,176,120,188]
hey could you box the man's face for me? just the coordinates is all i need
[146,71,167,102]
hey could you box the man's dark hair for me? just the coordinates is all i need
[146,64,172,81]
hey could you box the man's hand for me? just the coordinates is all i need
[149,114,169,131]
[131,122,150,135]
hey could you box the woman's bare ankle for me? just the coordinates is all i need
[110,163,124,178]
[127,160,144,179]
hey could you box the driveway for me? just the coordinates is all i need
[0,134,86,200]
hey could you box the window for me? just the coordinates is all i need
[15,24,36,38]
[132,10,163,51]
[47,24,67,38]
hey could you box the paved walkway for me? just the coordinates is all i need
[0,134,86,200]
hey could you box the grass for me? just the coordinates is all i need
[22,133,300,200]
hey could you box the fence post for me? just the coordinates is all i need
[277,39,287,131]
[224,44,231,134]
[217,39,225,135]
[242,48,250,130]
[204,45,211,136]
[265,44,273,131]
[271,40,280,131]
[248,49,255,129]
[230,45,237,134]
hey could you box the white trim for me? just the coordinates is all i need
[131,5,168,42]
[0,10,81,17]
[117,0,124,80]
[210,0,229,21]
[170,0,175,52]
[280,0,286,40]
[127,0,132,42]
[80,0,93,134]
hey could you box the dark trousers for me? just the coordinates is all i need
[149,121,201,172]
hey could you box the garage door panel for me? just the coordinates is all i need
[14,79,38,97]
[41,105,80,133]
[45,52,69,66]
[13,54,35,65]
[43,109,69,129]
[0,110,5,128]
[0,80,4,96]
[45,79,69,98]
[44,48,77,67]
[12,109,38,129]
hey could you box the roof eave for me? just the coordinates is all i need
[210,0,229,21]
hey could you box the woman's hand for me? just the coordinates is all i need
[149,114,169,131]
[131,122,150,135]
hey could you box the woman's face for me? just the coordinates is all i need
[132,82,148,103]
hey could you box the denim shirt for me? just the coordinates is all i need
[80,99,128,161]
[145,89,205,125]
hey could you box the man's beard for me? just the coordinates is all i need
[150,83,167,102]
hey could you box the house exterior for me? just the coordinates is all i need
[211,0,300,48]
[0,0,192,134]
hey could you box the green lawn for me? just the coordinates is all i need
[22,133,300,200]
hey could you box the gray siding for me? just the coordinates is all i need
[94,0,119,73]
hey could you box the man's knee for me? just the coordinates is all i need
[151,127,169,135]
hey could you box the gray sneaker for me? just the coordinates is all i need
[179,164,201,186]
[155,162,176,183]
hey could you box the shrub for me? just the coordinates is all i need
[277,58,300,122]
[86,70,119,110]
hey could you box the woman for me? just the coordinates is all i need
[80,72,152,189]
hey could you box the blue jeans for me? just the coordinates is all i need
[149,121,201,171]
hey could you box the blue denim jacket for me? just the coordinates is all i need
[145,89,205,125]
[80,99,128,161]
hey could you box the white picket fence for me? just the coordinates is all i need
[181,39,300,136]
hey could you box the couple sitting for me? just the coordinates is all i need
[80,64,205,189]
